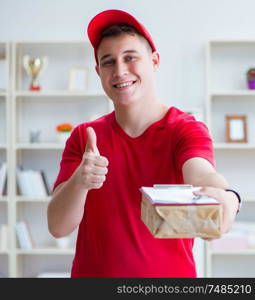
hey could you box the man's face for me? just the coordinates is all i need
[96,34,159,107]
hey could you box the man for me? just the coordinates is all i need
[47,9,241,278]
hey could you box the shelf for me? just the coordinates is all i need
[209,40,255,45]
[0,197,8,202]
[16,248,75,255]
[0,91,7,96]
[209,249,255,255]
[211,90,255,97]
[0,144,7,150]
[243,197,255,202]
[15,40,88,45]
[214,143,255,149]
[16,196,51,202]
[14,91,105,98]
[15,143,65,150]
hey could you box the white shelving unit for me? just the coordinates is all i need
[205,40,255,277]
[0,41,10,278]
[0,40,112,277]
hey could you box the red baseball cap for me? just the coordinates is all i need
[87,9,157,63]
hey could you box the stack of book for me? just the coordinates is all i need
[0,162,7,196]
[0,224,8,250]
[15,221,33,249]
[16,167,51,198]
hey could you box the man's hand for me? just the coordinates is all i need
[193,187,239,240]
[72,126,108,190]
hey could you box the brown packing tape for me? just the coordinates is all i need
[141,196,222,238]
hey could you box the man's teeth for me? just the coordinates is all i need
[115,81,134,88]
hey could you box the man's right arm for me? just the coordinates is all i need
[47,127,108,238]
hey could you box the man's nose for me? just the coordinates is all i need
[113,61,128,77]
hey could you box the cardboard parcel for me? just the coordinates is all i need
[140,185,222,239]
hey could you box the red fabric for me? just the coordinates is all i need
[53,107,215,278]
[87,9,157,63]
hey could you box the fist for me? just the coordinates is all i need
[75,127,109,190]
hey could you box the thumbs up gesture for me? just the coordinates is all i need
[74,127,109,190]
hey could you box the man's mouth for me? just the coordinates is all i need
[113,81,137,88]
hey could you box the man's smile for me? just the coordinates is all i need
[113,80,137,89]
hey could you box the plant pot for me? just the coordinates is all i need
[247,79,255,90]
[57,132,71,143]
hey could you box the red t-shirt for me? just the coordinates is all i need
[53,107,214,278]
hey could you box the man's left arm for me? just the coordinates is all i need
[182,157,240,236]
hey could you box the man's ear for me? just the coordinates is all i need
[95,65,100,76]
[152,51,160,71]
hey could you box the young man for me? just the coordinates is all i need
[47,9,241,278]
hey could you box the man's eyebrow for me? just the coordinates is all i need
[99,50,139,63]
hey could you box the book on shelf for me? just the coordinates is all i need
[40,170,51,195]
[16,166,49,198]
[0,58,7,90]
[0,162,7,196]
[15,221,34,249]
[0,224,8,250]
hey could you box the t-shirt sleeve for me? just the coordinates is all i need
[52,125,85,192]
[174,118,215,172]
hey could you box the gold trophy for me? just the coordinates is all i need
[23,55,48,91]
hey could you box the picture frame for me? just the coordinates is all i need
[68,66,89,91]
[225,115,248,143]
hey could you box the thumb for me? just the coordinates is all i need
[193,187,204,196]
[85,127,99,155]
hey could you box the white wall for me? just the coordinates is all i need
[1,0,255,108]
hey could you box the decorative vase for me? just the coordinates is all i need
[247,79,255,90]
[57,132,71,143]
[246,68,255,89]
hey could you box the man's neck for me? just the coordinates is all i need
[114,100,168,138]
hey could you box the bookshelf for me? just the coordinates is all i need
[0,40,113,277]
[205,40,255,277]
[0,41,10,278]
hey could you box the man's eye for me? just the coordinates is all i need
[102,60,114,66]
[125,56,135,62]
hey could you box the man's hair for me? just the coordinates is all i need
[98,24,152,53]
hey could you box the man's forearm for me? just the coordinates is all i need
[47,174,88,238]
[191,171,230,189]
[193,171,240,216]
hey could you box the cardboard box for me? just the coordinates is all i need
[140,185,222,239]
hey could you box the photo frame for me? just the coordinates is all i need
[225,115,247,143]
[68,66,89,91]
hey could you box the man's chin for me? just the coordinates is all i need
[110,94,136,106]
[113,99,135,108]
